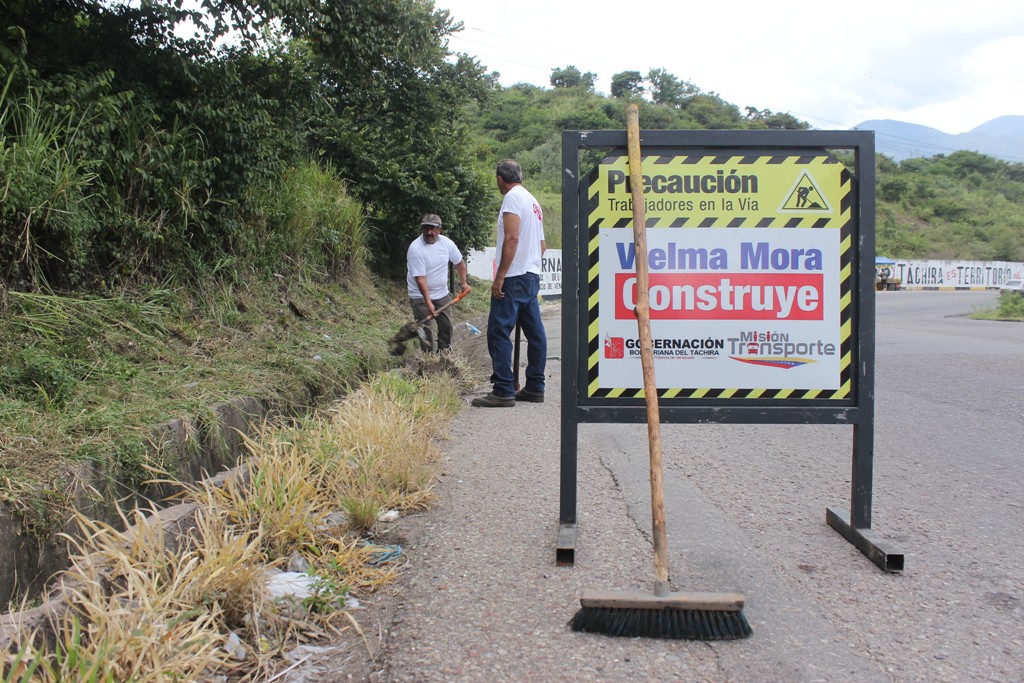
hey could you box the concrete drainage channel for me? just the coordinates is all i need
[0,462,254,652]
[0,315,486,651]
[0,392,299,649]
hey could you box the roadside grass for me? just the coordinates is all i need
[1,362,473,682]
[0,269,489,537]
[971,291,1024,321]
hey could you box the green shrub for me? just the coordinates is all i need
[267,160,370,278]
[0,345,78,409]
[996,291,1024,320]
[0,82,101,288]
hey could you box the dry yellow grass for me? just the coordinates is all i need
[2,362,469,682]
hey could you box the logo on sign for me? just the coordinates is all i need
[730,356,815,369]
[604,335,624,359]
[725,330,835,368]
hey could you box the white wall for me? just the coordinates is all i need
[892,259,1024,289]
[467,250,1024,294]
[466,248,562,297]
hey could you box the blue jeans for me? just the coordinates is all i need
[486,273,546,398]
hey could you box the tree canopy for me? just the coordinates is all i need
[1,0,496,285]
[647,68,697,106]
[3,1,1022,290]
[610,70,644,98]
[549,65,596,90]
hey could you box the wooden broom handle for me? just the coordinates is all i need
[626,104,670,596]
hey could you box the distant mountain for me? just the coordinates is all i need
[852,116,1024,163]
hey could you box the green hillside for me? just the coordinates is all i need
[462,79,1024,261]
[3,1,1023,527]
[875,153,1024,260]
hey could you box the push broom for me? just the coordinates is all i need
[570,104,752,640]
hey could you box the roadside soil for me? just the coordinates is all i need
[278,301,730,682]
[276,304,605,682]
[277,294,1024,683]
[273,315,499,682]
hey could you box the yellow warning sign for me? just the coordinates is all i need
[588,153,846,228]
[583,151,855,401]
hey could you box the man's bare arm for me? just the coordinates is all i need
[493,212,520,299]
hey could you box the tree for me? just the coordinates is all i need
[936,150,1005,181]
[743,107,810,130]
[2,0,497,281]
[879,176,910,203]
[646,68,697,107]
[610,70,643,98]
[549,65,595,91]
[681,93,744,128]
[188,1,498,268]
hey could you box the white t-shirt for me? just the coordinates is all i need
[406,234,464,299]
[497,185,544,277]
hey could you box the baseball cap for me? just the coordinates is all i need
[420,214,442,227]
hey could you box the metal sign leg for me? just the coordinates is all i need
[827,423,904,572]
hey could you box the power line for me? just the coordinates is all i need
[448,38,554,80]
[446,22,666,91]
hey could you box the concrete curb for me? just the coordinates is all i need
[0,393,289,606]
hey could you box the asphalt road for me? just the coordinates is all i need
[584,290,1024,681]
[372,291,1023,682]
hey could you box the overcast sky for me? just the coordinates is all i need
[437,0,1024,136]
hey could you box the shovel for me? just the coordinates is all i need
[389,287,471,355]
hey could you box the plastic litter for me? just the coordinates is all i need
[364,543,403,566]
[266,572,314,601]
[225,631,247,660]
[287,552,311,573]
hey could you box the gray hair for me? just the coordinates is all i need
[496,159,523,184]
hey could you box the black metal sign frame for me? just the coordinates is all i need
[557,128,903,572]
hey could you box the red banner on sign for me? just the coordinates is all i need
[614,272,824,321]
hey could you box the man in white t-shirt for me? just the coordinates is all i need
[472,160,547,407]
[407,213,468,353]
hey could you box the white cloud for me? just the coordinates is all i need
[439,0,1024,134]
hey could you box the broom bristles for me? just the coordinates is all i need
[570,604,751,640]
[570,589,752,640]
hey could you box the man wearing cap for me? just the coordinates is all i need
[407,213,469,353]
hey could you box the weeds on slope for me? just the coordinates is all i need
[2,357,473,682]
[0,272,491,546]
[0,270,417,540]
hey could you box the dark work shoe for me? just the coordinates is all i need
[471,392,516,408]
[515,388,544,403]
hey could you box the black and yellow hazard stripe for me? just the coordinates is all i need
[583,152,854,401]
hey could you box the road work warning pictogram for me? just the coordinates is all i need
[779,169,833,213]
